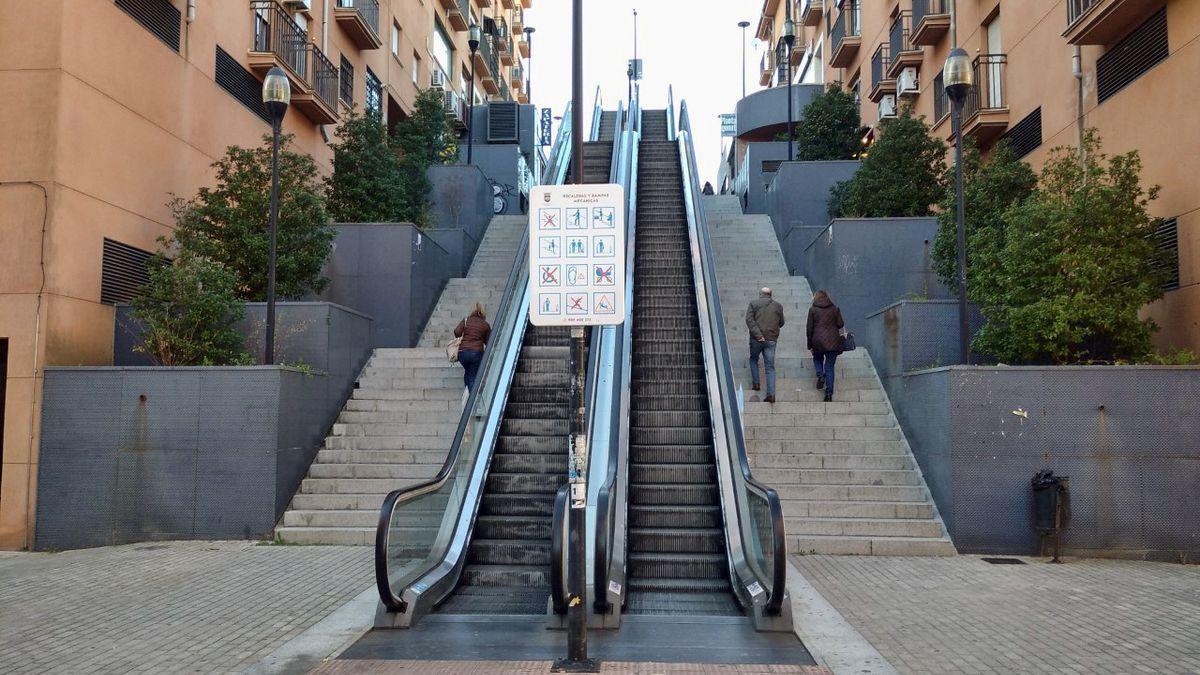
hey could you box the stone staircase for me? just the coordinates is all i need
[276,216,527,545]
[704,195,955,557]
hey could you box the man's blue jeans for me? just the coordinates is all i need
[813,350,839,396]
[749,340,777,396]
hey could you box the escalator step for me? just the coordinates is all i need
[630,426,712,446]
[459,564,550,589]
[435,584,549,615]
[504,402,572,420]
[469,538,552,566]
[475,515,553,541]
[491,452,568,475]
[508,386,572,405]
[629,504,722,529]
[481,493,555,517]
[486,471,569,495]
[500,418,569,437]
[630,462,717,485]
[630,394,708,412]
[498,436,569,455]
[629,443,714,464]
[629,527,726,554]
[630,410,710,428]
[630,483,720,506]
[628,552,726,579]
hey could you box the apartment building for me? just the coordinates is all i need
[751,0,1197,352]
[0,0,532,550]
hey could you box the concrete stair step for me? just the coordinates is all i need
[748,439,910,455]
[745,426,902,441]
[342,399,453,413]
[749,453,914,470]
[323,436,453,450]
[743,401,891,415]
[351,388,463,401]
[741,412,897,428]
[275,526,375,546]
[290,493,391,510]
[789,534,956,557]
[306,463,441,479]
[773,483,928,502]
[780,499,935,519]
[330,422,457,437]
[300,477,434,494]
[758,468,923,486]
[786,517,945,538]
[316,448,449,465]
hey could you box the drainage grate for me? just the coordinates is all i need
[981,557,1026,565]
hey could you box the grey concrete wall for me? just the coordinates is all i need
[737,142,791,215]
[766,160,861,274]
[864,300,985,380]
[35,366,329,550]
[319,224,455,348]
[734,84,824,139]
[428,164,494,276]
[802,218,951,333]
[465,144,530,217]
[890,366,1200,561]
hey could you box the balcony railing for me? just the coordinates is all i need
[252,1,308,80]
[871,44,891,91]
[447,0,469,31]
[512,5,524,33]
[775,40,789,85]
[475,35,501,94]
[933,70,948,123]
[310,46,338,113]
[831,1,861,67]
[963,54,1007,121]
[888,11,921,77]
[334,0,382,50]
[913,0,949,25]
[759,49,777,86]
[799,0,823,27]
[1068,0,1101,25]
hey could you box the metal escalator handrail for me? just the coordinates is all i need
[666,85,676,141]
[590,86,604,141]
[550,484,570,615]
[592,91,639,616]
[375,102,575,614]
[676,99,787,617]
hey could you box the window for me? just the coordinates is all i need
[366,68,382,114]
[340,56,355,106]
[432,23,454,82]
[1151,218,1180,291]
[215,46,271,124]
[115,0,181,53]
[413,51,421,85]
[392,21,401,57]
[1097,7,1168,104]
[101,239,157,305]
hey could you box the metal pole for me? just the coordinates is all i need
[953,101,969,364]
[265,118,280,365]
[467,55,477,164]
[741,23,748,99]
[571,0,583,185]
[526,30,534,101]
[786,45,794,161]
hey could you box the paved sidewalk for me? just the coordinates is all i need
[792,554,1200,674]
[0,541,370,674]
[314,662,831,674]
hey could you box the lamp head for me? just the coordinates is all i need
[783,19,796,47]
[524,26,535,37]
[944,48,974,105]
[262,66,290,122]
[469,25,481,52]
[738,20,751,29]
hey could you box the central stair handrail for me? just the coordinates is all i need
[374,99,576,624]
[675,99,790,626]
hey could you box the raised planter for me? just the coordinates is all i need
[863,299,985,380]
[890,365,1200,561]
[35,366,331,550]
[765,160,861,273]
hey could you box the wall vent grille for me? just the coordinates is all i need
[115,0,181,52]
[488,102,520,142]
[1097,7,1168,104]
[1000,107,1042,158]
[101,239,156,306]
[215,46,272,124]
[1151,218,1180,291]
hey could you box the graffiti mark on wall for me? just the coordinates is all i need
[490,179,517,215]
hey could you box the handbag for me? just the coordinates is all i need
[446,317,466,364]
[840,330,857,352]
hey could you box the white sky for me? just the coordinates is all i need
[523,1,763,185]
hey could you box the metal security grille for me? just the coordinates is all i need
[340,56,355,106]
[365,68,382,113]
[1096,7,1168,104]
[115,0,181,52]
[487,101,519,142]
[215,46,271,124]
[1000,107,1042,158]
[1151,218,1180,291]
[761,160,783,174]
[101,239,155,305]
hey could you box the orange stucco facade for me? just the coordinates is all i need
[754,0,1198,353]
[0,0,531,550]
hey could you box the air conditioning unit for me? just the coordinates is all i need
[430,71,446,90]
[877,94,897,120]
[284,0,312,13]
[443,91,465,127]
[898,67,919,97]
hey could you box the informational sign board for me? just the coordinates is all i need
[539,108,553,146]
[528,184,626,327]
[720,113,737,137]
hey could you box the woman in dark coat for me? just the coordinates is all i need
[806,290,845,402]
[454,302,491,391]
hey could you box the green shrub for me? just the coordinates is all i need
[829,105,946,218]
[326,110,410,224]
[787,83,863,161]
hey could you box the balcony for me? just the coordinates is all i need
[800,0,823,27]
[249,1,337,124]
[521,0,531,8]
[868,44,895,102]
[790,36,807,66]
[759,49,777,87]
[517,35,530,58]
[445,0,469,31]
[511,64,524,90]
[334,0,382,50]
[1063,0,1161,45]
[501,0,515,7]
[830,2,861,68]
[775,41,789,86]
[887,12,922,78]
[477,0,491,7]
[962,54,1008,144]
[912,0,951,46]
[474,36,501,95]
[511,6,524,34]
[496,17,513,66]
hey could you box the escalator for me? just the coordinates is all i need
[625,110,741,616]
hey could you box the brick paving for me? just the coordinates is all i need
[0,541,371,674]
[792,554,1200,674]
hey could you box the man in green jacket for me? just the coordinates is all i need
[746,287,785,403]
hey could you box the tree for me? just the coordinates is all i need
[972,130,1163,364]
[932,139,1038,291]
[131,247,249,366]
[390,89,459,228]
[326,110,409,224]
[829,105,946,218]
[171,134,334,301]
[790,83,863,161]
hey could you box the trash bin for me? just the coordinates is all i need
[1031,470,1070,561]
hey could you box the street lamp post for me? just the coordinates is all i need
[944,46,974,364]
[262,66,290,366]
[467,25,481,165]
[783,17,795,162]
[524,26,535,101]
[738,20,751,100]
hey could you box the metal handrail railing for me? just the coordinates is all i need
[310,44,338,112]
[963,53,1007,122]
[677,99,788,622]
[871,44,891,90]
[832,1,860,54]
[374,98,575,621]
[1068,0,1101,26]
[913,0,950,27]
[666,86,676,141]
[252,1,309,81]
[590,86,604,142]
[336,0,380,36]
